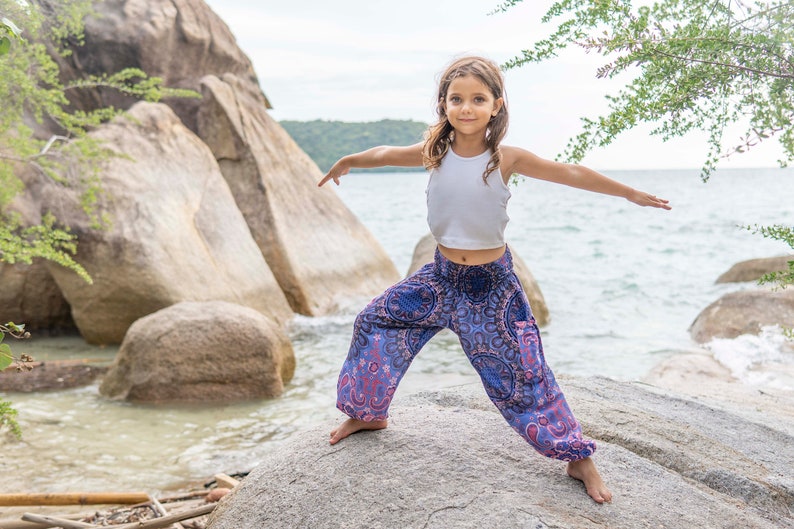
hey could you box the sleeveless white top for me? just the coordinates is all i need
[426,149,511,250]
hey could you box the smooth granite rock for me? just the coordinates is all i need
[100,301,295,402]
[206,377,793,529]
[690,289,794,343]
[716,255,793,284]
[34,102,293,344]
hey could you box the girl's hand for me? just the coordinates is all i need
[628,189,671,210]
[318,161,349,187]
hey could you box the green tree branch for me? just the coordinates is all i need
[498,0,794,180]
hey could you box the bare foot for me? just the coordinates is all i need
[566,457,612,504]
[329,418,388,445]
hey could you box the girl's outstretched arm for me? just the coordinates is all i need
[501,146,671,210]
[317,143,424,187]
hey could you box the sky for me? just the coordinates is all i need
[203,0,783,170]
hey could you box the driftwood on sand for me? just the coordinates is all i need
[20,504,217,529]
[1,477,239,529]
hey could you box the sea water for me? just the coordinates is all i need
[333,167,793,382]
[1,167,792,495]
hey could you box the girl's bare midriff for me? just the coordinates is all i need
[437,243,506,265]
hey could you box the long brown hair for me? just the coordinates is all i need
[422,56,509,183]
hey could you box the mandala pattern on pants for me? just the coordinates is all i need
[336,246,596,462]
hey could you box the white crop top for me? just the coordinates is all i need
[426,149,511,250]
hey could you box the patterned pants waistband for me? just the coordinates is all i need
[432,246,514,292]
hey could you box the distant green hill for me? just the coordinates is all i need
[279,119,428,173]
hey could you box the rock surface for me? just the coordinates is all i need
[716,255,793,284]
[196,74,400,315]
[100,300,295,402]
[0,359,108,392]
[643,349,794,436]
[206,378,793,529]
[32,102,293,344]
[689,288,794,343]
[0,261,74,333]
[406,233,550,326]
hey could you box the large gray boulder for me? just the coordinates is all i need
[689,289,794,343]
[27,102,293,344]
[406,233,550,326]
[716,255,793,284]
[100,300,295,402]
[196,74,400,316]
[206,378,792,529]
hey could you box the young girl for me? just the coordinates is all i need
[317,55,670,504]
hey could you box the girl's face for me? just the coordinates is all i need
[443,74,503,138]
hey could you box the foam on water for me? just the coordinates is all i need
[705,326,794,390]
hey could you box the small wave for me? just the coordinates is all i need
[289,313,354,328]
[534,225,583,233]
[704,326,794,391]
[286,313,358,343]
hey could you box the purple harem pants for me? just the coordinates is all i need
[336,246,596,461]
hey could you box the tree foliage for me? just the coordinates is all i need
[280,119,428,173]
[0,398,21,438]
[1,14,22,54]
[0,322,30,372]
[496,0,793,179]
[0,321,31,439]
[748,224,794,290]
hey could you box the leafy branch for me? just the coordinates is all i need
[498,0,794,180]
[0,15,22,55]
[0,322,32,372]
[0,212,91,283]
[64,68,201,102]
[745,224,794,290]
[0,321,32,439]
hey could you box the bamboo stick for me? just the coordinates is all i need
[19,513,98,528]
[112,504,215,529]
[0,511,90,529]
[148,496,185,529]
[0,493,150,506]
[157,491,208,503]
